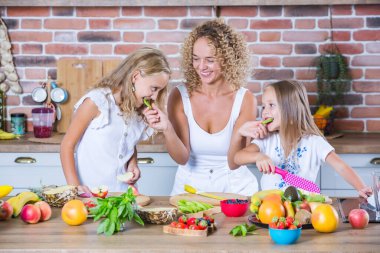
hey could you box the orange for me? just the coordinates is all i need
[61,200,88,226]
[311,204,339,233]
[258,200,285,224]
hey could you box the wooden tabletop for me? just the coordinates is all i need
[0,197,379,253]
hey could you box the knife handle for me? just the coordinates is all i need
[274,167,287,178]
[199,192,225,200]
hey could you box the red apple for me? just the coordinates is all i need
[20,204,41,224]
[91,185,108,199]
[0,200,13,221]
[128,185,140,196]
[348,209,369,229]
[294,200,311,213]
[35,201,52,221]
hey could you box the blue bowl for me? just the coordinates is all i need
[269,227,302,245]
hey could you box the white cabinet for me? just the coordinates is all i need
[321,154,380,197]
[137,153,178,196]
[0,153,66,194]
[0,152,178,196]
[2,151,378,197]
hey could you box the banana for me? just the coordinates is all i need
[0,130,17,140]
[251,189,284,202]
[7,191,40,217]
[249,203,259,214]
[0,185,13,198]
[284,200,295,218]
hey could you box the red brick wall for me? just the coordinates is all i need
[1,5,379,132]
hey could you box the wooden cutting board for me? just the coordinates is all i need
[169,192,248,207]
[56,59,122,133]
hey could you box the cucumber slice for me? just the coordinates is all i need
[261,118,273,125]
[143,98,152,109]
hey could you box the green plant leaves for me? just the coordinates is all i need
[229,223,258,237]
[90,188,144,236]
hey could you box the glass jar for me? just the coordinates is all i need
[32,108,54,138]
[11,113,26,135]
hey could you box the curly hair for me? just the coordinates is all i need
[93,47,171,120]
[181,18,250,95]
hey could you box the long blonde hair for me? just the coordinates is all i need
[268,80,323,157]
[181,18,249,95]
[94,47,171,119]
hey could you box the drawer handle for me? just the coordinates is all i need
[14,157,36,164]
[137,157,154,164]
[370,158,380,165]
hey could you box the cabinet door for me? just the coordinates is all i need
[321,154,380,197]
[0,153,66,194]
[136,153,177,196]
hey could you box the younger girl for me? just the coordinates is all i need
[60,47,171,194]
[233,80,372,198]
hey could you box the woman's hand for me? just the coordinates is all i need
[143,104,169,132]
[238,121,268,139]
[256,153,275,174]
[358,186,373,199]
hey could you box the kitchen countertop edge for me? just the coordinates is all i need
[0,132,380,154]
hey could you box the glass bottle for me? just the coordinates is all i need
[0,90,5,131]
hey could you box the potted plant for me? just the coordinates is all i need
[314,44,351,135]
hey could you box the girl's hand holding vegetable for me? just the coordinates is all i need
[143,104,170,132]
[238,121,268,139]
[255,153,275,174]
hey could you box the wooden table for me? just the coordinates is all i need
[0,197,379,253]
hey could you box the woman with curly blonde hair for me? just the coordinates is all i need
[144,19,259,195]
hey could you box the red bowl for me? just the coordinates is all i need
[220,199,249,217]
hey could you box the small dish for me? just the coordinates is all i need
[220,199,248,217]
[269,227,302,245]
[248,215,313,229]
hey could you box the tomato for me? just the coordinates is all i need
[61,200,88,226]
[258,201,285,224]
[176,222,186,229]
[178,215,188,224]
[170,221,178,227]
[188,225,199,230]
[311,204,339,233]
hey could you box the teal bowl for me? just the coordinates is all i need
[269,227,302,245]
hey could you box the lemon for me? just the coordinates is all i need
[0,185,13,198]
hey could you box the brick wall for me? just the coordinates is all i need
[1,5,379,132]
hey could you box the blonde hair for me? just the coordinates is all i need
[181,18,249,95]
[267,80,323,157]
[94,47,171,119]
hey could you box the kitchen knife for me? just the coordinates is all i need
[274,167,321,193]
[184,184,225,200]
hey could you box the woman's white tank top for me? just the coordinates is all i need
[170,84,258,196]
